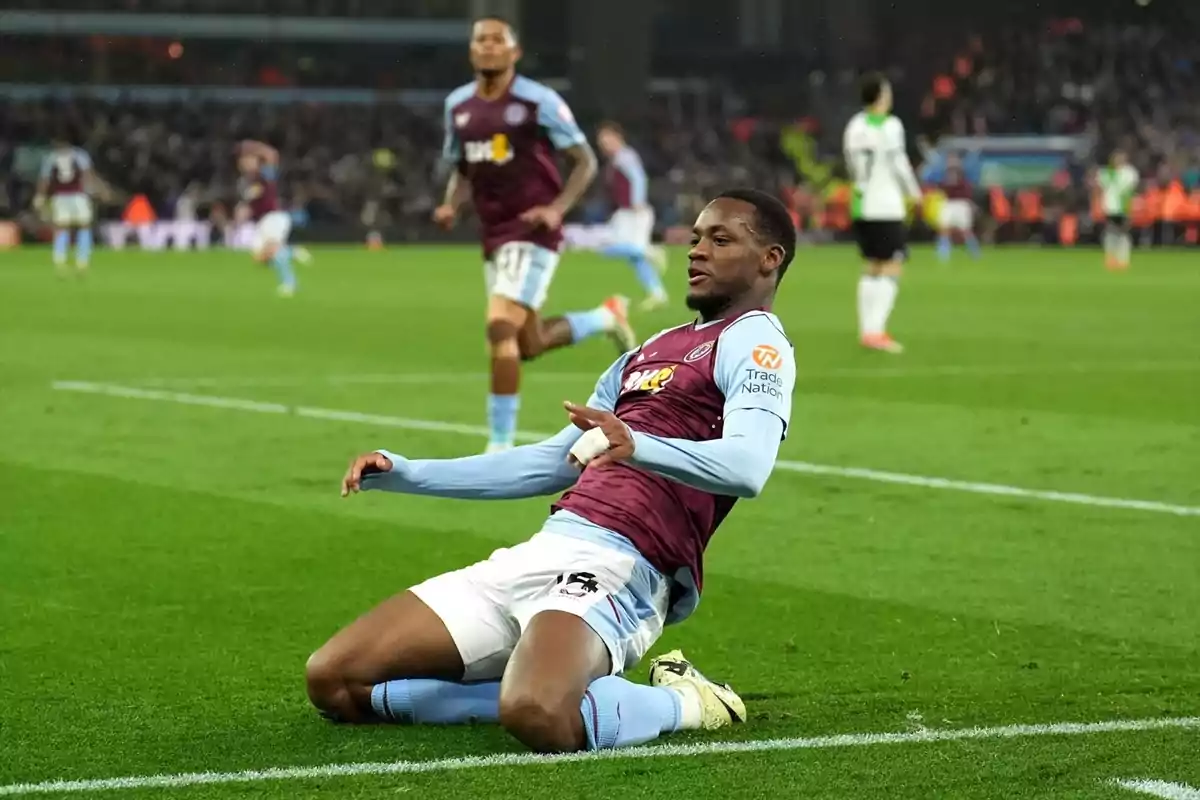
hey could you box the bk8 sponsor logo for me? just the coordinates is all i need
[463,133,514,165]
[622,366,676,395]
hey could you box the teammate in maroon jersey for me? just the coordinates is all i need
[309,189,797,754]
[935,155,981,261]
[34,138,95,275]
[235,140,310,297]
[433,16,638,454]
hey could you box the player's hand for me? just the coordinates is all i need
[32,194,45,211]
[341,451,394,497]
[563,402,634,469]
[520,205,563,231]
[432,204,457,230]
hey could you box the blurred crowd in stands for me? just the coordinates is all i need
[4,14,1200,243]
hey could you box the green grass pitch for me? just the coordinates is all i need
[1,244,1198,799]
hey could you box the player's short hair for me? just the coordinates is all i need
[859,72,888,106]
[473,15,519,43]
[716,188,797,283]
[597,120,625,138]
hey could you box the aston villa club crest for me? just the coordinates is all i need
[503,102,528,125]
[684,341,714,363]
[454,112,471,128]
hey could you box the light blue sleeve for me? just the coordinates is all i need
[260,164,278,181]
[441,98,462,163]
[531,85,586,151]
[75,149,93,170]
[712,312,795,436]
[626,313,795,498]
[39,156,52,180]
[362,353,632,499]
[614,148,648,206]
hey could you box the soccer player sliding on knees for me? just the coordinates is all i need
[314,189,798,754]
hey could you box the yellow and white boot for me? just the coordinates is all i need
[649,649,746,730]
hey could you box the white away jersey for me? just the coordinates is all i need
[843,112,921,221]
[1098,165,1139,216]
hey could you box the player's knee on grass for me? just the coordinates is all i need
[498,688,586,753]
[304,649,372,723]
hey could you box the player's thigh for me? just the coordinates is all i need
[308,589,468,686]
[67,195,93,227]
[262,211,292,244]
[509,529,670,677]
[487,241,560,312]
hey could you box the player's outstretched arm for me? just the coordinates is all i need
[346,352,633,500]
[344,424,586,500]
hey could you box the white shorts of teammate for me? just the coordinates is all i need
[485,240,561,311]
[411,511,669,681]
[50,193,93,227]
[939,199,974,232]
[251,210,293,259]
[610,206,655,250]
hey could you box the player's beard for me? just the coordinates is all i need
[685,290,733,321]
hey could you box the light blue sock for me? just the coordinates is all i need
[271,246,296,289]
[580,675,682,750]
[75,228,93,265]
[630,255,665,297]
[936,233,952,261]
[965,233,981,258]
[565,308,610,343]
[370,679,500,724]
[488,393,520,446]
[52,229,70,264]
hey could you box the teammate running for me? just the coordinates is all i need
[594,121,669,310]
[843,72,923,353]
[235,140,310,297]
[434,16,637,453]
[308,189,797,754]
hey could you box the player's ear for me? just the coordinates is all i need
[761,243,785,275]
[513,43,523,63]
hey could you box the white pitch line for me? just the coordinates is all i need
[51,381,1200,518]
[2,716,1196,796]
[129,360,1200,390]
[1113,779,1200,799]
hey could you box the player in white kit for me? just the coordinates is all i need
[843,73,923,353]
[1095,150,1139,271]
[34,139,94,275]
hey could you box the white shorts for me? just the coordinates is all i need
[939,199,974,231]
[485,240,561,311]
[410,512,670,681]
[610,207,655,250]
[251,211,292,256]
[50,193,93,227]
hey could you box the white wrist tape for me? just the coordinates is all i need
[569,427,612,466]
